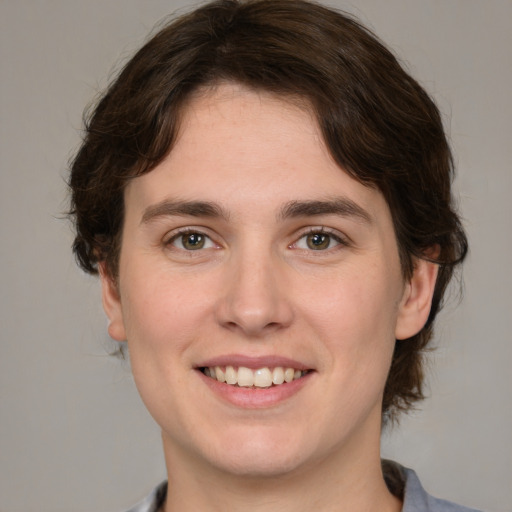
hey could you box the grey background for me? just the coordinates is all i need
[1,1,510,511]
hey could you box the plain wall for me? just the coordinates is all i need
[1,1,510,511]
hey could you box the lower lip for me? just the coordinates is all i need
[197,370,313,408]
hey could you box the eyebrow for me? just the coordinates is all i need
[141,199,230,224]
[279,198,372,224]
[141,197,372,225]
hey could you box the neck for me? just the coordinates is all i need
[160,421,402,512]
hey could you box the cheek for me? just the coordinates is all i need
[296,264,401,368]
[122,273,212,347]
[302,265,400,327]
[116,262,185,360]
[118,271,209,418]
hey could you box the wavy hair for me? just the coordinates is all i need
[69,0,468,420]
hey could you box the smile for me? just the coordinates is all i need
[201,366,308,388]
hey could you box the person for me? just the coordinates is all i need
[68,1,479,511]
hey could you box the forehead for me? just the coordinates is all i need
[124,83,389,224]
[174,83,323,176]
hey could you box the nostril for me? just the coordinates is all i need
[221,318,288,336]
[224,321,239,331]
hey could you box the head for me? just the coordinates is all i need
[69,0,467,423]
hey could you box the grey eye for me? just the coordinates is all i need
[294,231,341,251]
[306,233,331,250]
[181,233,206,250]
[169,231,215,251]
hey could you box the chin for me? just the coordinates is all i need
[209,449,308,479]
[197,426,323,478]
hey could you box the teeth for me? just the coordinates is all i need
[215,367,226,383]
[237,367,254,387]
[254,368,272,388]
[203,365,306,387]
[272,367,285,385]
[225,365,237,385]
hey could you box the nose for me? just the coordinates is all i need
[215,246,294,337]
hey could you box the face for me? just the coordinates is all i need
[102,84,436,478]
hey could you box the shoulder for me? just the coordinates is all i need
[124,481,167,512]
[383,460,483,512]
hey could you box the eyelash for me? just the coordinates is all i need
[164,227,349,253]
[291,228,350,252]
[164,228,218,251]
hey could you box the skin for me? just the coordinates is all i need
[101,83,438,512]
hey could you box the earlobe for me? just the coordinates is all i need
[395,256,439,340]
[99,263,127,342]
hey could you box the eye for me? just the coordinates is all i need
[293,230,345,251]
[167,230,216,251]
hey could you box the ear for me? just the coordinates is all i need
[99,263,127,342]
[395,255,439,341]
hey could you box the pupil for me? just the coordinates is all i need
[308,233,329,250]
[183,233,204,249]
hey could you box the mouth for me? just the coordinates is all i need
[200,365,310,388]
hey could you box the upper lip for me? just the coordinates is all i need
[196,354,311,371]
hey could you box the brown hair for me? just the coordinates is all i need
[69,0,467,420]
